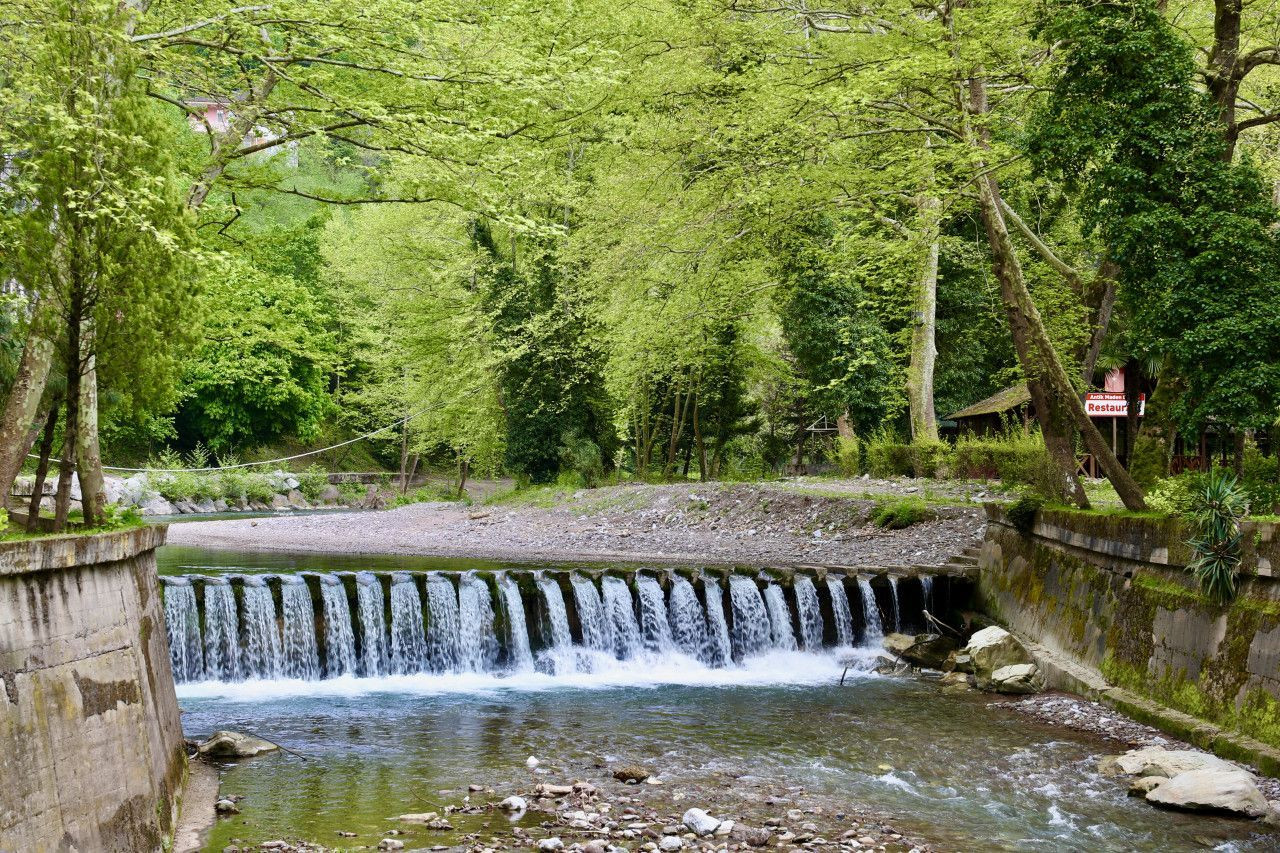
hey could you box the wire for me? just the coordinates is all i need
[28,404,437,474]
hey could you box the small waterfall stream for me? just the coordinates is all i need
[793,576,824,650]
[763,583,797,651]
[356,572,389,677]
[389,573,428,674]
[320,575,358,677]
[888,577,901,633]
[728,576,771,660]
[602,575,643,660]
[572,573,613,653]
[161,579,203,682]
[826,576,855,647]
[162,568,943,684]
[497,572,534,670]
[668,576,708,661]
[858,578,884,645]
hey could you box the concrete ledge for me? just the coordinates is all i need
[0,524,168,576]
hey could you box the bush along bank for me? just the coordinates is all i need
[12,469,458,516]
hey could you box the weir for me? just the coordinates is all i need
[158,567,957,683]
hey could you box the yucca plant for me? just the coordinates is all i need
[1186,469,1248,604]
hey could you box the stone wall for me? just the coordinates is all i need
[980,505,1280,773]
[0,525,186,851]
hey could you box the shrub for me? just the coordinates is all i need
[338,482,368,505]
[1145,473,1206,516]
[870,496,933,529]
[297,466,328,502]
[243,473,277,504]
[909,440,954,478]
[1186,469,1247,603]
[390,482,465,507]
[1240,444,1280,515]
[836,435,862,476]
[559,431,603,488]
[954,430,1057,497]
[866,433,913,478]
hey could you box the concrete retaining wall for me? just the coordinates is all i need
[0,525,186,851]
[980,505,1280,773]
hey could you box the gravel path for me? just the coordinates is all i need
[167,481,986,567]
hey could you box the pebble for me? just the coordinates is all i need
[659,837,684,851]
[378,841,405,851]
[539,839,565,852]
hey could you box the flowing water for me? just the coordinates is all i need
[355,572,388,677]
[157,550,1277,853]
[763,582,798,651]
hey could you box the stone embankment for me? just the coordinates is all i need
[0,526,187,850]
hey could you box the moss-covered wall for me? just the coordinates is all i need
[980,505,1280,752]
[0,525,186,851]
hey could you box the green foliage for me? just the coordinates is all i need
[296,467,329,503]
[866,434,913,479]
[1186,470,1248,604]
[908,440,953,479]
[1144,474,1204,517]
[870,496,933,529]
[99,503,143,530]
[559,432,605,489]
[1006,496,1044,535]
[953,431,1058,497]
[390,483,467,507]
[836,435,862,477]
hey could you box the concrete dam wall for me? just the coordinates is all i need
[979,503,1280,774]
[0,525,186,851]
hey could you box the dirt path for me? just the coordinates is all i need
[167,481,986,567]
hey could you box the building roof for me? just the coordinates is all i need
[946,383,1031,420]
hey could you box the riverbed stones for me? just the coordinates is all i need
[1099,747,1237,779]
[539,838,565,851]
[1145,769,1272,818]
[214,798,239,814]
[500,795,529,813]
[658,835,684,851]
[196,730,279,758]
[728,824,771,847]
[682,808,720,836]
[397,812,439,822]
[882,633,957,670]
[378,840,405,851]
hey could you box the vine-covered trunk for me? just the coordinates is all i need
[906,193,941,442]
[75,355,106,526]
[26,406,59,531]
[0,323,55,508]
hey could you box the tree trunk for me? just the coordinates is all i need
[26,405,59,531]
[906,194,941,441]
[398,413,410,495]
[964,73,1147,510]
[0,325,55,507]
[1123,357,1141,467]
[75,355,106,526]
[457,457,470,497]
[1080,262,1119,384]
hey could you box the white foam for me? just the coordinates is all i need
[175,648,880,702]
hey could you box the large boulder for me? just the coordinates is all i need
[1099,747,1239,779]
[961,626,1033,688]
[988,663,1042,694]
[319,484,342,505]
[882,633,957,670]
[1145,769,1271,818]
[197,730,279,758]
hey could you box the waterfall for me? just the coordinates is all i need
[793,576,824,650]
[280,576,320,680]
[202,578,242,681]
[921,575,934,615]
[389,573,428,674]
[536,573,572,649]
[497,572,534,670]
[857,578,884,646]
[888,577,901,633]
[426,573,462,672]
[319,575,357,677]
[571,574,613,653]
[826,577,855,647]
[763,583,797,651]
[602,576,642,660]
[161,579,203,683]
[728,576,771,660]
[700,577,732,667]
[667,575,708,661]
[240,577,283,679]
[356,572,389,677]
[458,573,498,672]
[636,576,674,652]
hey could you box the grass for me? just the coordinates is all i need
[870,496,934,529]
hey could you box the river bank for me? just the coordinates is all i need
[166,481,985,567]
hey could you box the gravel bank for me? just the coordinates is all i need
[167,481,985,567]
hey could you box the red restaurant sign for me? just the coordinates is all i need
[1084,392,1145,417]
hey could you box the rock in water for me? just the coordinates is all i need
[526,756,540,770]
[960,626,1033,689]
[500,796,528,813]
[682,808,721,836]
[196,731,280,758]
[989,663,1042,694]
[613,764,653,783]
[1099,747,1238,779]
[538,838,564,852]
[214,798,239,814]
[883,633,958,670]
[1145,769,1271,818]
[378,840,405,851]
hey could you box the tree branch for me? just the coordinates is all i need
[131,5,270,43]
[997,198,1083,287]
